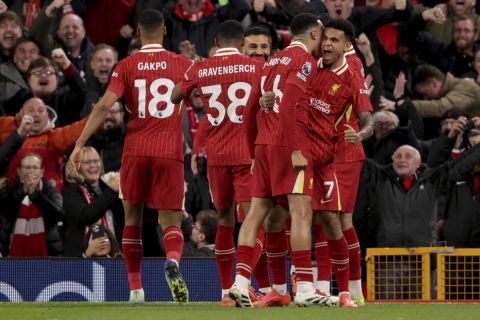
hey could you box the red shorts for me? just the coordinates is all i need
[334,161,363,213]
[312,162,341,212]
[252,144,313,198]
[119,156,184,210]
[207,165,251,209]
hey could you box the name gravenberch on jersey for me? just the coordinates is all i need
[198,64,257,78]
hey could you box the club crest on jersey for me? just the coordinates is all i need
[302,61,312,76]
[328,83,341,96]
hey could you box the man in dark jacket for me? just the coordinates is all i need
[356,140,480,248]
[355,138,480,299]
[426,121,480,248]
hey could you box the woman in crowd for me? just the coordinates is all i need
[63,146,123,257]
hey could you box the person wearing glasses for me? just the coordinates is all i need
[63,146,123,257]
[0,152,64,257]
[1,51,87,127]
[182,209,217,257]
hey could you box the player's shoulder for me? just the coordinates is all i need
[239,54,264,69]
[167,51,193,66]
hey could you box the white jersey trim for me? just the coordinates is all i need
[287,41,308,53]
[139,44,165,53]
[213,47,241,57]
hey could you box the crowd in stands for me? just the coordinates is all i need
[0,0,479,265]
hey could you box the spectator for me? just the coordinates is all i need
[0,10,23,63]
[0,97,88,189]
[63,146,123,257]
[86,102,126,172]
[160,0,251,57]
[381,64,480,138]
[182,89,212,218]
[182,209,217,257]
[414,15,480,77]
[82,223,123,258]
[462,46,480,85]
[29,0,94,79]
[82,0,137,57]
[322,0,413,63]
[0,152,64,257]
[0,37,41,107]
[1,53,87,126]
[83,44,118,116]
[427,120,480,248]
[355,141,480,249]
[412,0,479,45]
[363,109,423,164]
[412,64,480,117]
[253,0,325,26]
[379,29,421,99]
[0,114,33,175]
[4,0,50,29]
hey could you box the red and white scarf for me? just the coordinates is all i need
[9,196,48,257]
[78,183,115,238]
[174,0,215,22]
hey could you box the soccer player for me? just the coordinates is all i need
[171,20,264,306]
[243,24,271,60]
[314,38,371,306]
[68,10,192,304]
[307,19,373,308]
[229,13,332,308]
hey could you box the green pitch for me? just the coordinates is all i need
[0,302,478,320]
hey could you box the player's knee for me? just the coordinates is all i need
[264,216,283,232]
[340,215,353,231]
[290,208,313,226]
[217,208,235,225]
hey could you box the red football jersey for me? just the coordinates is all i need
[179,48,262,165]
[335,50,372,163]
[108,44,192,160]
[252,42,317,148]
[306,58,372,163]
[344,48,364,78]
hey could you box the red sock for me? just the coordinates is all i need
[251,225,266,270]
[163,226,184,264]
[344,227,361,280]
[236,245,254,280]
[291,250,313,283]
[253,250,270,288]
[266,230,288,285]
[328,237,349,292]
[215,224,235,289]
[122,225,143,291]
[314,224,332,282]
[285,219,292,256]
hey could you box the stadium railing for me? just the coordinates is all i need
[366,247,480,302]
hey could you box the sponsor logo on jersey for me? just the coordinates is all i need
[310,97,331,113]
[328,83,341,96]
[359,82,369,94]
